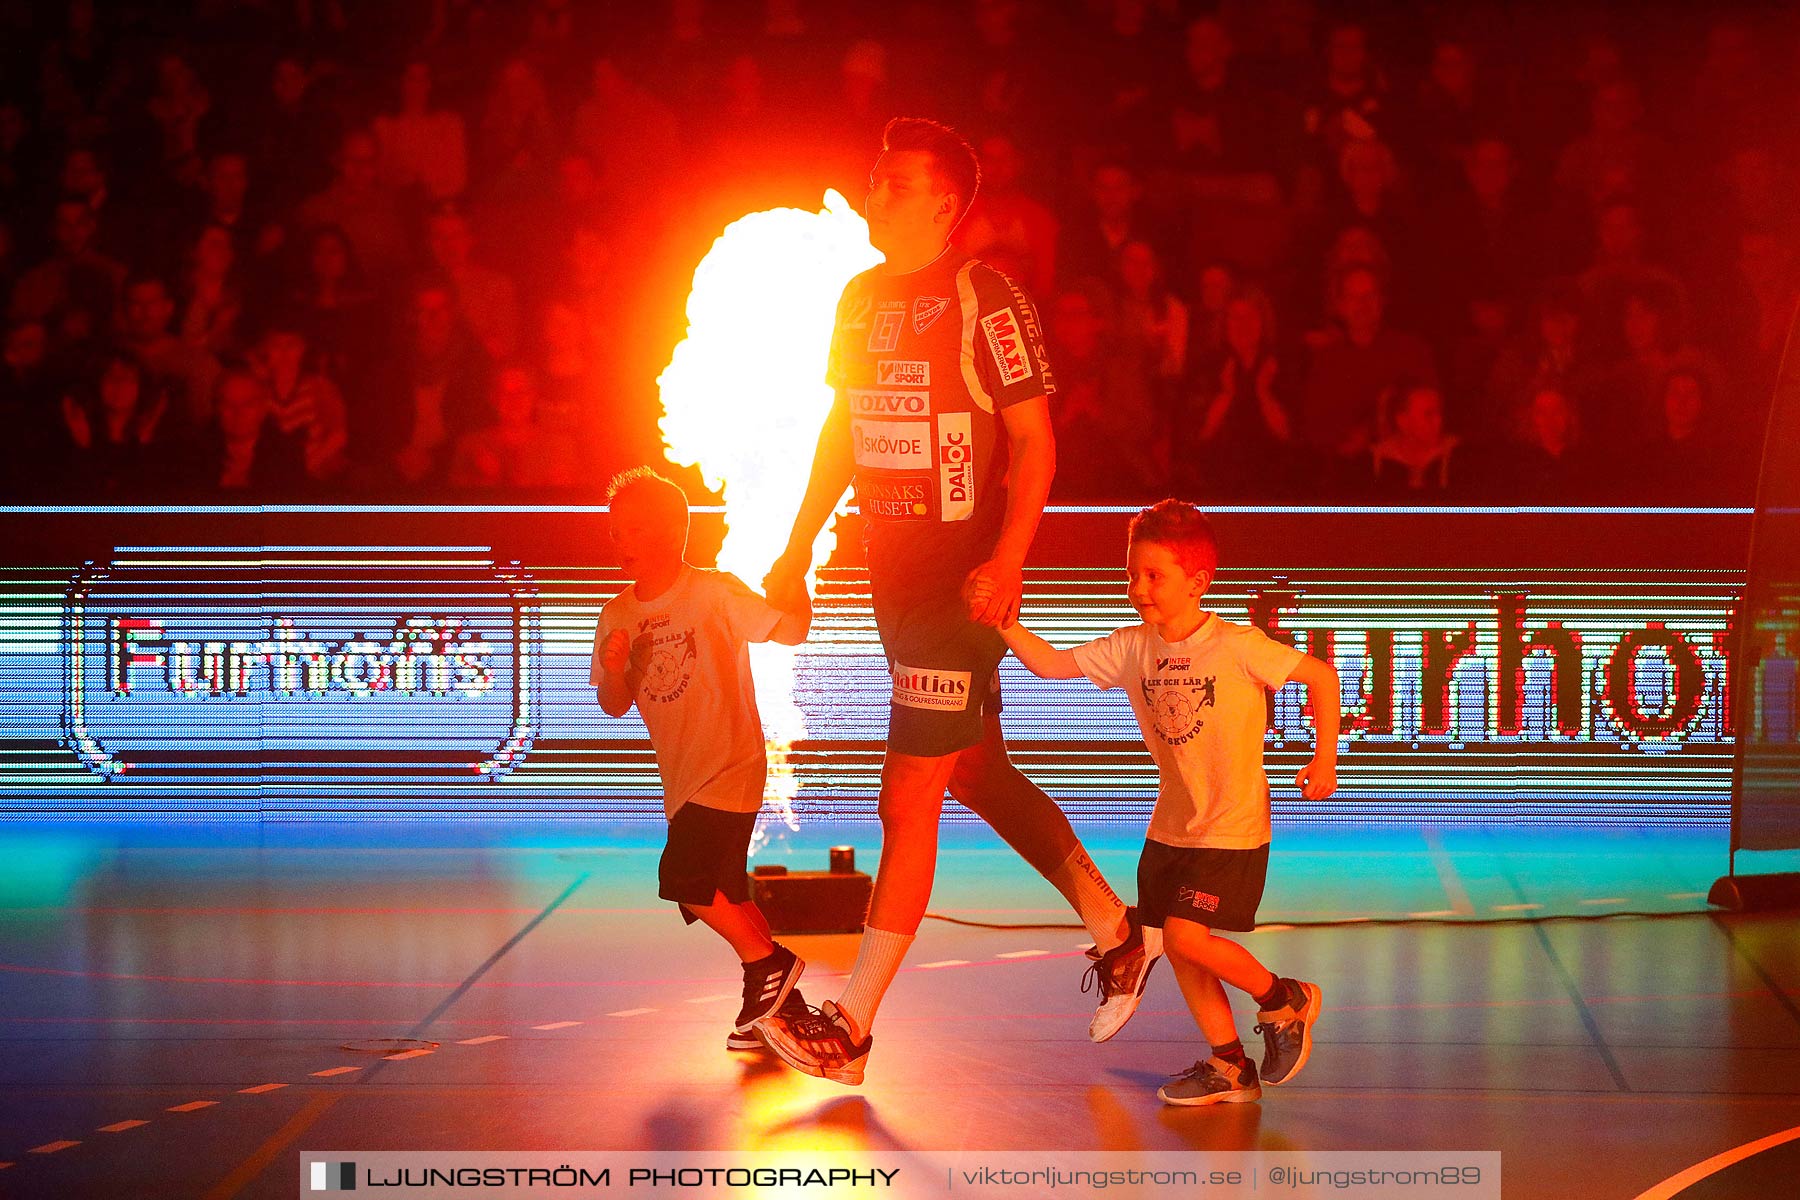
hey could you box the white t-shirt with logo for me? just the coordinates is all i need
[589,566,783,818]
[1072,614,1305,850]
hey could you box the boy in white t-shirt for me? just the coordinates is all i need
[993,499,1341,1106]
[591,468,815,1053]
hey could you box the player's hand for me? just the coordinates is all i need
[600,628,632,676]
[965,558,1023,628]
[763,550,811,615]
[1295,755,1337,801]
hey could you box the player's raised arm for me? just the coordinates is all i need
[1286,653,1341,800]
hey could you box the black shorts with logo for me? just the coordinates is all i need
[869,560,1005,759]
[660,801,757,923]
[1137,839,1271,933]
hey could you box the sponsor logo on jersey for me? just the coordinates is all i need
[1176,886,1221,913]
[1155,657,1191,673]
[937,411,974,523]
[877,360,931,387]
[980,308,1033,387]
[850,389,931,417]
[851,419,931,469]
[859,473,931,520]
[843,295,872,330]
[912,296,951,334]
[892,662,971,711]
[867,308,903,353]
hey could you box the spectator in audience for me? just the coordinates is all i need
[1634,366,1743,503]
[298,129,412,284]
[1406,36,1499,185]
[58,147,135,263]
[1301,21,1388,166]
[451,363,574,490]
[1166,14,1282,176]
[1487,281,1601,438]
[1115,239,1189,456]
[118,274,220,426]
[425,204,520,362]
[573,58,683,197]
[251,317,348,486]
[190,151,272,262]
[1191,283,1295,496]
[1577,198,1685,361]
[536,300,605,470]
[1045,283,1158,498]
[59,352,178,496]
[374,277,490,489]
[478,58,556,181]
[1555,80,1666,211]
[374,61,468,203]
[1507,385,1599,501]
[204,367,301,493]
[178,225,247,360]
[1059,161,1166,288]
[9,198,125,324]
[1430,137,1544,319]
[1370,379,1460,496]
[954,132,1058,299]
[1,318,61,496]
[249,56,339,214]
[1301,264,1435,460]
[1595,282,1708,431]
[289,225,379,388]
[145,52,212,186]
[1186,260,1237,363]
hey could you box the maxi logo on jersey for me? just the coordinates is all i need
[980,308,1033,387]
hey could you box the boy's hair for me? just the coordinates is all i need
[1128,499,1219,578]
[606,466,689,531]
[882,117,980,229]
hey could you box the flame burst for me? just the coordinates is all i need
[658,190,881,839]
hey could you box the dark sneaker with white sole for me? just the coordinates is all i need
[733,944,805,1036]
[1082,906,1160,1042]
[1158,1055,1262,1106]
[727,987,809,1052]
[754,998,873,1085]
[1255,978,1322,1085]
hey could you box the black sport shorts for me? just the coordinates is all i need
[869,563,1005,759]
[1136,839,1271,933]
[660,802,757,922]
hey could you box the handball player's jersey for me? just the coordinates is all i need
[826,249,1055,572]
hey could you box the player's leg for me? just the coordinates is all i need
[949,711,1130,951]
[1159,917,1262,1105]
[662,805,806,1050]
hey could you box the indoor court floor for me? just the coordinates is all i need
[1,818,1796,1199]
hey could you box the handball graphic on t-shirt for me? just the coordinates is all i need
[631,615,698,704]
[1142,667,1218,746]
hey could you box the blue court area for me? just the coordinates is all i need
[1,816,1797,1199]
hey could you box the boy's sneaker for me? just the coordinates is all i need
[727,987,809,1052]
[734,944,805,1035]
[1157,1055,1262,1106]
[1082,907,1161,1042]
[753,999,873,1085]
[1255,978,1323,1085]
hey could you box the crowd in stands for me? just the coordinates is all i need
[0,0,1793,505]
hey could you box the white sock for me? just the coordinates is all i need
[835,926,914,1040]
[1046,846,1129,951]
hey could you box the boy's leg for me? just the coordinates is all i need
[1158,918,1263,1106]
[949,713,1131,951]
[683,891,774,962]
[1160,920,1278,998]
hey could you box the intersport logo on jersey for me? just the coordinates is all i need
[938,412,974,522]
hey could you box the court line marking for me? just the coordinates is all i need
[1631,1123,1800,1200]
[238,1084,286,1094]
[383,1049,434,1060]
[996,950,1049,959]
[97,1120,149,1132]
[200,1094,341,1200]
[29,1141,79,1154]
[167,1101,219,1113]
[1422,829,1477,915]
[457,1035,508,1045]
[1494,903,1544,912]
[1580,898,1630,905]
[607,1008,656,1017]
[918,960,970,969]
[310,1066,361,1077]
[683,996,733,1005]
[532,1021,581,1030]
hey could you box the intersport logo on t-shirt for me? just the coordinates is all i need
[891,663,971,711]
[980,308,1033,387]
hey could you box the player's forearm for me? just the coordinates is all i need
[596,669,638,718]
[1000,620,1082,679]
[768,592,814,646]
[782,408,854,560]
[1307,675,1341,759]
[991,422,1055,567]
